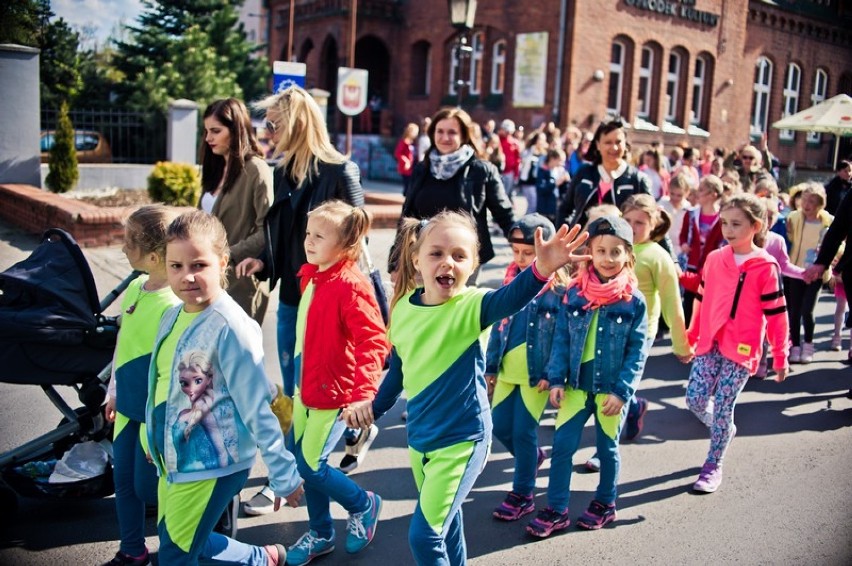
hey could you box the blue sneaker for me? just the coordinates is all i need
[286,531,335,566]
[345,491,382,553]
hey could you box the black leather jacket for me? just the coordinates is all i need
[557,163,651,228]
[401,156,516,266]
[259,160,364,305]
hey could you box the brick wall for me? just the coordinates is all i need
[0,184,127,247]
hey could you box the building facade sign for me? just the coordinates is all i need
[623,0,720,27]
[512,32,549,109]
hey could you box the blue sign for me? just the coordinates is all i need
[273,61,306,93]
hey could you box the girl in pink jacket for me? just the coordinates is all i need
[685,194,789,494]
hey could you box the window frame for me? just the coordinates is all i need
[607,40,626,115]
[665,51,682,123]
[751,56,773,136]
[468,31,484,95]
[780,63,802,141]
[637,45,654,118]
[490,39,506,95]
[807,68,828,143]
[691,56,707,125]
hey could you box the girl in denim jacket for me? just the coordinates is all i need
[529,215,649,538]
[485,214,570,522]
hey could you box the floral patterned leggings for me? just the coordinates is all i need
[685,345,750,465]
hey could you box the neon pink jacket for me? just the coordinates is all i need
[687,246,789,373]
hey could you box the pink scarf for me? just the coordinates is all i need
[568,266,636,310]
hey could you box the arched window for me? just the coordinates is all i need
[691,55,708,125]
[780,63,802,141]
[448,44,460,96]
[468,31,484,95]
[637,45,655,118]
[490,39,506,94]
[751,56,773,135]
[608,40,626,115]
[807,69,828,143]
[665,51,682,123]
[410,41,431,96]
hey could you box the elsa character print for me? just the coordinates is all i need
[174,352,230,469]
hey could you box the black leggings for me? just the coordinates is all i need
[784,277,823,346]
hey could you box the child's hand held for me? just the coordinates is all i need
[536,379,550,392]
[774,367,788,383]
[549,386,564,408]
[601,394,625,417]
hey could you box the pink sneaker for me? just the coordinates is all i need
[493,491,535,521]
[692,462,723,493]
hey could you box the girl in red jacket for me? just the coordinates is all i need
[685,194,789,494]
[287,200,390,565]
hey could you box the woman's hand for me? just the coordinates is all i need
[235,258,264,278]
[601,394,625,417]
[533,224,591,277]
[341,401,374,429]
[549,387,565,409]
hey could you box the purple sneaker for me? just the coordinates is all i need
[625,397,649,440]
[692,462,723,493]
[526,507,571,538]
[493,491,535,521]
[536,447,546,470]
[576,500,617,530]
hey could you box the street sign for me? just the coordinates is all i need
[337,67,369,116]
[273,61,306,93]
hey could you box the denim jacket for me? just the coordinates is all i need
[485,286,565,387]
[546,286,649,403]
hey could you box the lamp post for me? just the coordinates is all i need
[448,0,477,108]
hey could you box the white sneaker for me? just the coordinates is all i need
[800,343,815,364]
[789,346,802,364]
[339,424,379,474]
[831,335,842,351]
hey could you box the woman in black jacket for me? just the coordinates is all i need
[395,107,516,282]
[557,119,651,228]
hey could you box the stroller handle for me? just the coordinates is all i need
[99,271,143,313]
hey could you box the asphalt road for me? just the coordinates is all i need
[0,212,850,565]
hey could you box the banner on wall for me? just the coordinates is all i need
[337,67,369,116]
[512,32,549,108]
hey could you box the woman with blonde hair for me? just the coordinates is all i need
[236,85,366,514]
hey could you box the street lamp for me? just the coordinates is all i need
[448,0,477,108]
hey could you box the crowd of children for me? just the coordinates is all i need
[99,121,849,565]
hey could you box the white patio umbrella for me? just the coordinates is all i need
[772,93,852,169]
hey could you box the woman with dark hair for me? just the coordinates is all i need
[394,106,516,282]
[200,98,273,324]
[557,119,651,228]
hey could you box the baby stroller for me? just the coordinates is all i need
[0,228,139,517]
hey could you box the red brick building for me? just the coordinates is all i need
[267,0,852,170]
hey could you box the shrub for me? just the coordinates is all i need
[45,101,79,193]
[147,161,201,207]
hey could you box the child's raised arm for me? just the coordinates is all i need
[533,224,591,277]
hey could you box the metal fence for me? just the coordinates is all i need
[40,107,167,164]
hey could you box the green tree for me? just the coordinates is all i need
[0,0,83,108]
[45,101,79,193]
[115,0,267,112]
[0,0,40,46]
